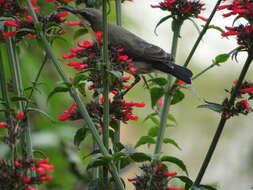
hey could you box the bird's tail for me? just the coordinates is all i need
[154,63,193,84]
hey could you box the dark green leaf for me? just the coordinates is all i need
[208,25,225,34]
[197,102,223,113]
[214,54,230,64]
[148,127,158,137]
[74,128,89,147]
[149,77,168,86]
[154,15,172,35]
[73,74,87,86]
[135,136,156,148]
[83,149,100,160]
[161,156,188,175]
[27,107,55,122]
[47,86,69,101]
[112,152,126,161]
[150,87,164,108]
[11,96,29,103]
[171,90,185,105]
[88,179,106,190]
[74,28,88,40]
[87,158,108,170]
[163,138,181,150]
[174,176,193,190]
[130,152,152,162]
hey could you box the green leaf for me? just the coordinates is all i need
[73,28,88,40]
[149,116,160,125]
[108,70,123,79]
[87,158,108,170]
[112,152,126,161]
[163,138,181,150]
[27,107,55,122]
[214,53,230,64]
[174,176,193,190]
[208,25,225,34]
[150,87,164,108]
[74,128,89,147]
[73,74,87,86]
[11,96,30,103]
[148,127,158,137]
[149,77,168,86]
[161,156,188,175]
[197,102,223,113]
[171,90,185,105]
[167,113,177,124]
[135,136,156,148]
[154,15,172,35]
[47,86,69,101]
[130,152,152,162]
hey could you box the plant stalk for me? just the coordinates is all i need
[194,53,253,186]
[192,61,217,80]
[183,0,223,68]
[154,20,182,157]
[25,1,125,189]
[115,0,122,26]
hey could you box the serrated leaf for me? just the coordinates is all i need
[208,25,225,34]
[197,102,223,113]
[74,128,89,147]
[47,86,69,101]
[163,138,181,150]
[150,87,164,108]
[215,53,230,64]
[74,28,88,40]
[149,77,168,86]
[148,127,158,137]
[154,15,172,35]
[161,156,188,175]
[171,90,185,105]
[135,136,156,148]
[130,152,152,162]
[27,107,55,121]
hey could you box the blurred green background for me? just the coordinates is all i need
[1,0,253,189]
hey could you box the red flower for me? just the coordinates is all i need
[155,163,164,172]
[96,31,103,44]
[67,21,82,26]
[196,15,208,22]
[0,122,8,128]
[55,12,68,18]
[58,103,77,121]
[26,33,37,38]
[77,40,93,48]
[163,172,177,177]
[25,16,33,22]
[62,53,75,59]
[22,177,31,183]
[2,31,17,38]
[129,67,137,74]
[240,86,253,93]
[40,175,52,182]
[127,178,136,182]
[16,111,25,120]
[167,188,184,190]
[177,80,185,85]
[15,161,21,167]
[0,0,4,4]
[31,0,37,5]
[26,186,37,190]
[4,20,20,27]
[240,99,252,113]
[117,55,129,62]
[45,0,55,2]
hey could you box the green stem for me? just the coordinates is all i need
[24,54,48,111]
[102,0,110,185]
[25,1,124,189]
[183,0,223,68]
[192,62,217,80]
[154,20,182,157]
[115,0,122,26]
[6,36,33,159]
[194,53,253,186]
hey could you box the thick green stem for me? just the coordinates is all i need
[102,0,110,185]
[6,36,33,159]
[154,21,182,157]
[194,53,253,186]
[183,0,223,68]
[115,0,122,26]
[25,1,124,189]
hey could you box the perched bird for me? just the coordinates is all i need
[58,6,193,84]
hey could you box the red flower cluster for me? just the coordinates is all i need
[0,0,69,39]
[0,157,54,190]
[128,163,184,190]
[58,103,77,121]
[218,0,253,21]
[151,0,206,21]
[120,101,145,121]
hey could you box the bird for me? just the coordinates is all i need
[58,6,193,84]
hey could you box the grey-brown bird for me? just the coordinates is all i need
[58,6,193,84]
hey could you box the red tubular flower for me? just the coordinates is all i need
[40,175,52,182]
[177,80,185,85]
[62,53,75,59]
[196,15,208,22]
[77,40,93,48]
[0,0,4,4]
[67,21,82,26]
[27,186,38,190]
[25,16,33,22]
[117,55,129,62]
[4,20,20,27]
[22,177,31,183]
[45,0,55,2]
[127,178,137,182]
[58,103,77,121]
[2,31,17,38]
[96,31,103,44]
[155,163,164,172]
[16,111,25,120]
[163,172,177,177]
[240,86,253,93]
[240,99,252,113]
[129,67,137,74]
[31,0,37,5]
[55,12,68,18]
[15,161,21,167]
[0,122,8,128]
[167,188,184,190]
